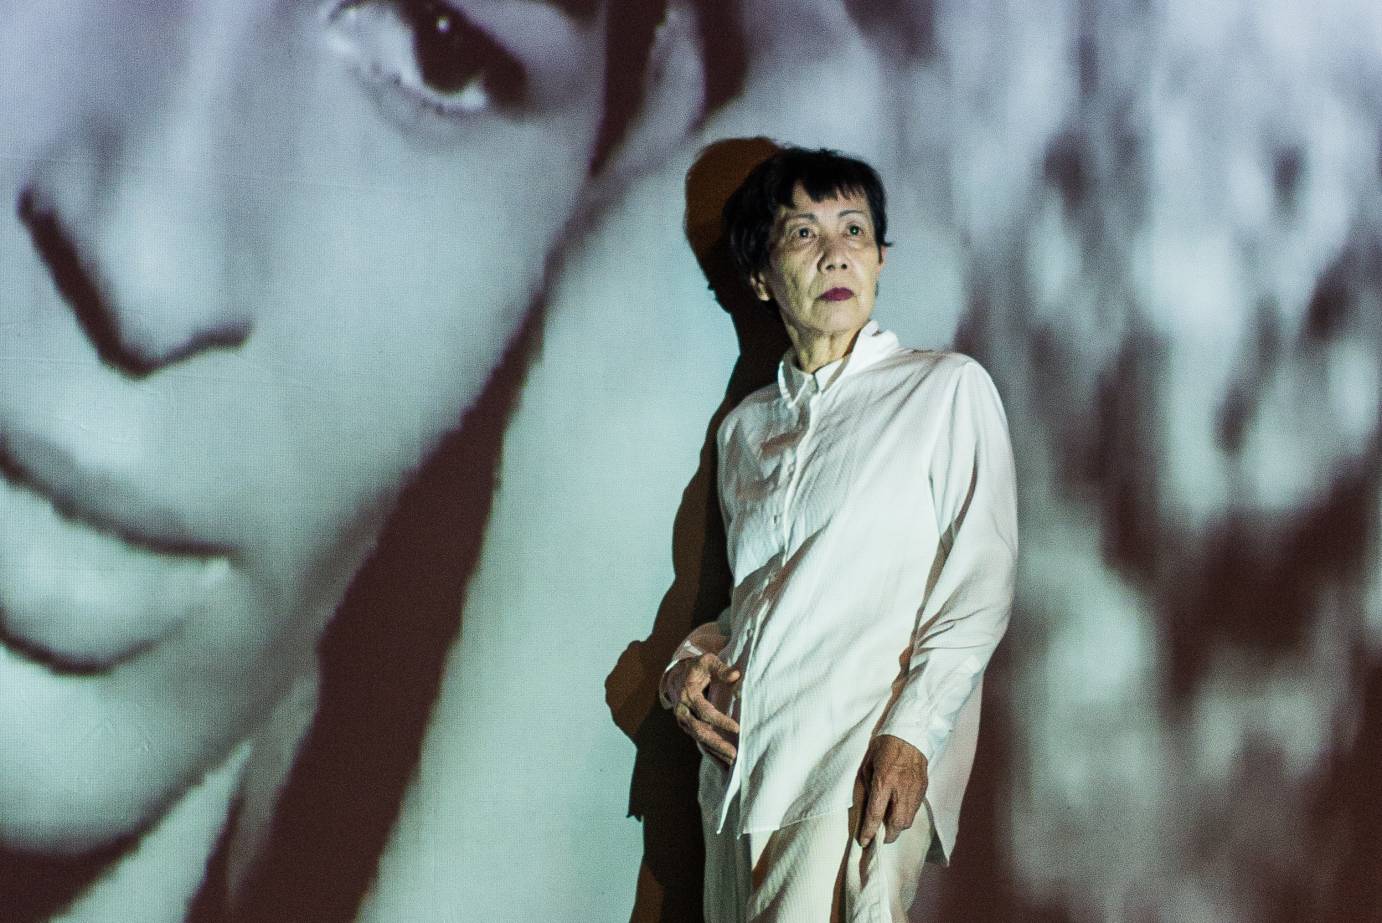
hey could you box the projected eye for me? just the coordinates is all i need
[327,0,528,116]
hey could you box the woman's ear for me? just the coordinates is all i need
[749,270,772,303]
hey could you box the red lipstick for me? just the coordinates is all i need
[820,287,854,301]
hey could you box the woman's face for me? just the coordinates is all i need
[0,0,605,854]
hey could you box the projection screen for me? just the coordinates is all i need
[0,1,1377,921]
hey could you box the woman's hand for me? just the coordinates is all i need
[664,653,741,766]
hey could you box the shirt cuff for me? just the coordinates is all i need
[657,642,704,710]
[875,710,953,768]
[657,620,728,710]
[875,654,985,767]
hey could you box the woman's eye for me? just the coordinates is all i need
[794,227,813,238]
[847,224,862,236]
[327,0,527,116]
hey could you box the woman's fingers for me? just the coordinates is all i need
[674,703,737,765]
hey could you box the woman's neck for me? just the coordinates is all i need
[787,324,866,374]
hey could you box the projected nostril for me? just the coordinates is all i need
[1304,266,1351,344]
[1273,145,1304,209]
[1216,385,1251,457]
[1043,130,1088,214]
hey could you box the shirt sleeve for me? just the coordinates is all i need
[875,358,1019,766]
[657,616,730,709]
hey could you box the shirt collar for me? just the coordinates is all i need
[777,320,898,401]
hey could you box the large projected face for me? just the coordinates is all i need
[0,0,604,854]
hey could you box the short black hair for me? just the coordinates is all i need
[722,146,890,283]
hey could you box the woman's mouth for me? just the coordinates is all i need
[819,287,854,302]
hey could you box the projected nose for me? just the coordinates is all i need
[18,128,252,376]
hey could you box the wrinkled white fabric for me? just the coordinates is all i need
[702,792,934,922]
[666,321,1018,862]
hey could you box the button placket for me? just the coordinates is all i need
[778,388,819,549]
[730,375,833,833]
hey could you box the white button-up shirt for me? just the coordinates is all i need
[668,321,1017,862]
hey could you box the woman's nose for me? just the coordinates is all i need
[17,97,254,376]
[819,235,852,272]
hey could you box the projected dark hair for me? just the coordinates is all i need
[722,146,891,282]
[593,0,747,173]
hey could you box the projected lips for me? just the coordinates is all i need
[0,432,231,672]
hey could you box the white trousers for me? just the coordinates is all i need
[702,796,933,923]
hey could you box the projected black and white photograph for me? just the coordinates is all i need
[0,1,1377,921]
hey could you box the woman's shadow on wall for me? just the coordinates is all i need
[604,136,788,923]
